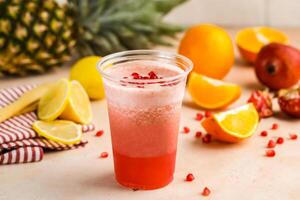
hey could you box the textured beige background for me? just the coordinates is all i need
[1,28,300,200]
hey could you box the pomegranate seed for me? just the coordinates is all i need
[202,187,211,196]
[276,137,284,144]
[290,134,298,140]
[148,71,158,79]
[195,131,202,138]
[195,113,204,121]
[100,152,109,158]
[267,139,276,148]
[185,173,195,182]
[95,130,104,137]
[271,123,279,130]
[182,126,190,134]
[265,149,276,157]
[260,130,268,137]
[205,111,212,118]
[202,134,212,143]
[131,72,140,79]
[137,85,144,88]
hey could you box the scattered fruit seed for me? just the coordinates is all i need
[95,130,104,137]
[267,140,276,148]
[148,71,158,79]
[276,137,284,144]
[183,126,190,134]
[205,111,212,118]
[195,113,204,121]
[100,152,109,158]
[260,130,268,137]
[185,173,195,182]
[271,123,279,130]
[131,72,140,79]
[202,187,211,196]
[202,134,212,143]
[195,131,202,138]
[290,134,298,140]
[265,149,276,157]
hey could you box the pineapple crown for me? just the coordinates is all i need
[67,0,188,56]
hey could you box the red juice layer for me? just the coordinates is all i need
[113,151,176,190]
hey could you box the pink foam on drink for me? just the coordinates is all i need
[104,61,185,157]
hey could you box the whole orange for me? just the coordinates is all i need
[178,24,234,79]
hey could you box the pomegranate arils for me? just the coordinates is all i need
[202,134,212,143]
[290,134,298,140]
[265,149,276,157]
[276,137,284,144]
[148,71,158,79]
[185,173,195,182]
[195,131,202,138]
[100,152,109,158]
[271,123,279,130]
[202,187,211,196]
[267,140,276,148]
[183,126,190,134]
[95,130,104,137]
[260,130,268,137]
[131,72,140,79]
[195,113,204,121]
[204,111,212,118]
[247,90,273,118]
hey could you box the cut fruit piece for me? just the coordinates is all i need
[188,72,241,109]
[38,79,70,121]
[60,80,93,124]
[236,27,288,63]
[32,120,82,145]
[201,103,259,143]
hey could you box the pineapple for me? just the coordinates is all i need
[0,0,187,77]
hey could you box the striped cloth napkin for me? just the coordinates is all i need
[0,84,95,165]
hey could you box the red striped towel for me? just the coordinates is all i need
[0,85,95,165]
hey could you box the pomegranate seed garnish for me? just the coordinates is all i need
[202,187,211,196]
[185,173,195,182]
[202,134,212,143]
[195,113,204,121]
[271,123,279,130]
[100,152,109,158]
[290,134,298,140]
[265,149,276,157]
[131,72,140,79]
[260,130,268,137]
[195,131,202,138]
[182,126,190,134]
[267,140,276,148]
[276,137,284,144]
[148,71,158,79]
[95,130,104,137]
[204,111,212,118]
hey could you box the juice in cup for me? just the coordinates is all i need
[97,50,192,190]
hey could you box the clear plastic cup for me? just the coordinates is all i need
[97,50,192,190]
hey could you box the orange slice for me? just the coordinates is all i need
[236,27,288,63]
[188,72,241,109]
[201,103,259,143]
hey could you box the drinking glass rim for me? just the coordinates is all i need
[97,50,193,83]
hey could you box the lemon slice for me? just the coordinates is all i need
[201,103,259,143]
[32,120,82,145]
[188,72,241,109]
[38,79,70,121]
[60,80,93,124]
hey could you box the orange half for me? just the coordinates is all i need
[236,27,288,63]
[202,103,259,143]
[188,72,241,109]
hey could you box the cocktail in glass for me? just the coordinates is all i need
[97,50,192,190]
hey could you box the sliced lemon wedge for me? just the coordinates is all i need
[60,80,93,124]
[201,103,259,143]
[38,79,70,121]
[32,120,82,145]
